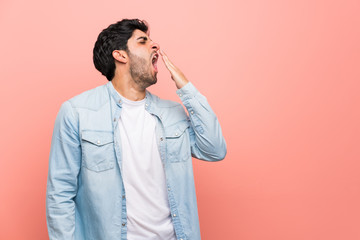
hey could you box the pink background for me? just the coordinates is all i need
[1,0,359,239]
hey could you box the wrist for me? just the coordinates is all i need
[176,80,189,89]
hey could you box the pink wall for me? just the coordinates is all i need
[1,0,359,239]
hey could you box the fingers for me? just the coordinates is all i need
[159,49,169,68]
[159,49,176,70]
[159,49,188,85]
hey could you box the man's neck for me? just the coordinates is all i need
[111,78,146,101]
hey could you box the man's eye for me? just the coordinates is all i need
[140,41,146,44]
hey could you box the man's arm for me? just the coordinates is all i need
[158,49,227,161]
[46,101,81,240]
[176,82,227,161]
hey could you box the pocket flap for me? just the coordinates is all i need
[81,130,114,146]
[165,120,190,138]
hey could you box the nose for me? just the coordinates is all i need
[152,41,160,52]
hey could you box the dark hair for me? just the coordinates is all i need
[93,19,149,81]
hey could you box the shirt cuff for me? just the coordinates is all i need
[175,82,199,100]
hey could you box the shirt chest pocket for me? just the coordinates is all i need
[81,130,116,172]
[165,120,191,162]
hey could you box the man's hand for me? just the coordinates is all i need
[159,49,189,89]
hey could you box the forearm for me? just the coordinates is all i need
[176,82,227,161]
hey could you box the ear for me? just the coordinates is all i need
[112,50,128,64]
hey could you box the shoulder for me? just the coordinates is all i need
[148,91,188,124]
[149,92,184,113]
[147,91,182,108]
[66,83,109,111]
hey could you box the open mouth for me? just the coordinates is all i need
[152,53,159,72]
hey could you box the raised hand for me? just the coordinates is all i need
[159,49,189,89]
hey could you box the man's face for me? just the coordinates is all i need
[126,29,160,89]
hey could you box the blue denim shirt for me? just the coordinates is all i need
[46,81,227,240]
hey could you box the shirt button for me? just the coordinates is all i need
[168,187,171,191]
[119,99,122,103]
[122,195,125,199]
[145,103,149,106]
[175,133,178,136]
[173,213,176,217]
[114,118,116,122]
[190,111,194,114]
[160,137,163,141]
[122,223,126,226]
[179,93,182,97]
[97,140,100,144]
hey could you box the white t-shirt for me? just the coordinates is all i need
[116,91,177,240]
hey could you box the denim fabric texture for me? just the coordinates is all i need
[46,81,227,240]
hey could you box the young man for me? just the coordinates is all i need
[46,18,227,240]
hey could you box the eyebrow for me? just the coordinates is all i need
[136,36,151,41]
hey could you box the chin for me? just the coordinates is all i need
[144,78,157,89]
[152,78,158,85]
[151,74,157,84]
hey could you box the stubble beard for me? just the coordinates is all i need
[128,51,157,90]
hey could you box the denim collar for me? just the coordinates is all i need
[106,81,159,117]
